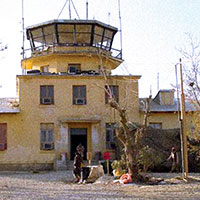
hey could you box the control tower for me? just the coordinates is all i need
[21,19,122,74]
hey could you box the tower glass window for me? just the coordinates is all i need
[25,20,122,59]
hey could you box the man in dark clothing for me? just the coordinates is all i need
[73,144,85,183]
[167,147,179,172]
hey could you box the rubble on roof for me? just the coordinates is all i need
[139,98,197,112]
[0,98,20,113]
[139,88,197,113]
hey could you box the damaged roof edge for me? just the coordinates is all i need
[0,109,20,114]
[0,98,20,114]
[139,98,197,112]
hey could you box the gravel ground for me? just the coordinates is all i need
[0,171,199,200]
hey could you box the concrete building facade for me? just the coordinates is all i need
[0,20,140,170]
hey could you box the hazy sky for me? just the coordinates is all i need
[0,0,200,97]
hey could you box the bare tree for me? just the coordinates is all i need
[102,67,151,182]
[179,33,200,108]
[179,33,200,161]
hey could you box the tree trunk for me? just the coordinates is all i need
[108,92,147,182]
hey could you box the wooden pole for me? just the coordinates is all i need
[87,152,92,166]
[107,160,109,175]
[179,58,189,178]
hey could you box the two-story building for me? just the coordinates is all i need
[139,89,196,131]
[0,19,140,170]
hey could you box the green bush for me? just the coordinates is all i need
[138,145,162,172]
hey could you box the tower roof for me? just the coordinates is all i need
[27,19,118,32]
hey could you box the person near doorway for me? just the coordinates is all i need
[73,144,85,183]
[167,147,179,172]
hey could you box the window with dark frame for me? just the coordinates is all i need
[68,64,81,74]
[40,123,54,150]
[105,85,119,104]
[106,123,116,149]
[73,85,87,105]
[149,122,162,129]
[29,23,115,52]
[40,85,54,105]
[0,123,7,151]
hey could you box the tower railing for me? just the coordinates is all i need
[23,44,122,60]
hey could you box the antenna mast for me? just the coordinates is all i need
[157,72,159,91]
[69,0,72,19]
[118,0,122,58]
[150,85,152,97]
[108,12,110,24]
[69,0,71,19]
[86,0,88,19]
[22,0,25,74]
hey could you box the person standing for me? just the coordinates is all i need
[167,147,179,172]
[73,144,85,183]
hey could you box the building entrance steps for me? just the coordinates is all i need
[54,158,100,171]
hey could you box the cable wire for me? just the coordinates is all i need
[71,0,80,19]
[57,0,68,19]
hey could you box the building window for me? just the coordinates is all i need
[68,64,81,74]
[73,85,86,105]
[106,123,116,149]
[0,123,7,151]
[149,122,162,129]
[40,85,54,105]
[105,85,119,104]
[40,123,54,150]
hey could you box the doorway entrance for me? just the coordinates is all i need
[70,128,87,160]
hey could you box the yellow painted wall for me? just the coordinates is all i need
[0,113,55,165]
[139,111,195,130]
[0,73,140,168]
[22,47,121,72]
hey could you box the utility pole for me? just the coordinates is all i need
[179,58,189,178]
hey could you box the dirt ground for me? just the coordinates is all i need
[0,171,199,200]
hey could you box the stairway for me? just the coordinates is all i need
[66,160,74,170]
[55,159,100,171]
[54,160,67,170]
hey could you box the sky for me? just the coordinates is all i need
[0,0,200,98]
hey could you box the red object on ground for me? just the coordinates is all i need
[120,173,133,184]
[103,152,110,160]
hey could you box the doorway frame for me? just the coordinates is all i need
[68,123,91,160]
